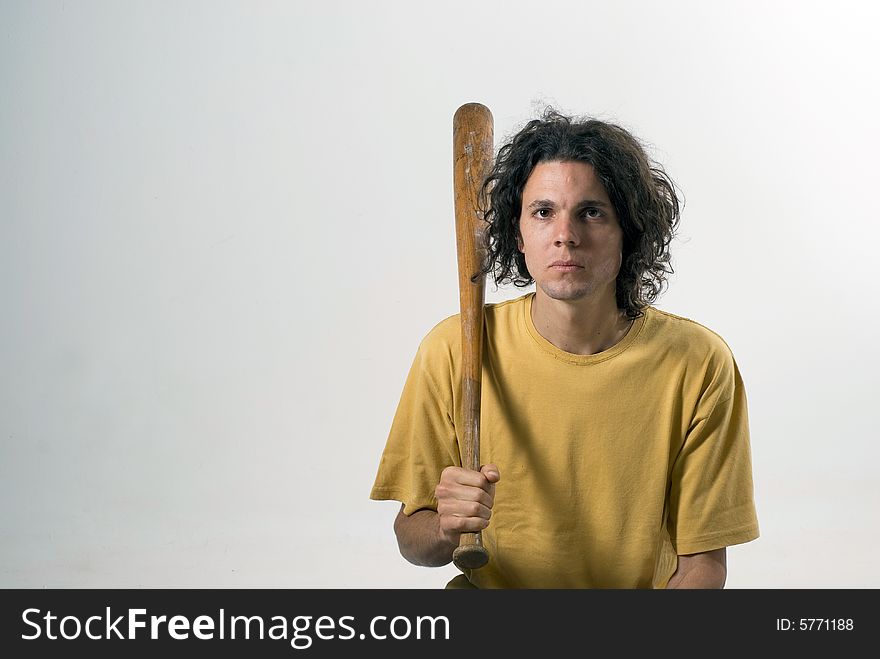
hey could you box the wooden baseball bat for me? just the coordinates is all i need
[451,102,494,571]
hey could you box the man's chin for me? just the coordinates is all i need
[537,283,593,302]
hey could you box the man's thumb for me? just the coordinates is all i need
[481,463,501,483]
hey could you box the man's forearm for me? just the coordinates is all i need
[393,507,459,567]
[666,549,727,589]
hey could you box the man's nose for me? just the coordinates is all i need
[553,215,580,246]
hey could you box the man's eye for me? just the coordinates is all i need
[583,207,602,219]
[534,208,552,219]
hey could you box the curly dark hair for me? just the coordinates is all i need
[480,108,681,319]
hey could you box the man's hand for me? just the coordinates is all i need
[392,464,500,568]
[434,463,500,545]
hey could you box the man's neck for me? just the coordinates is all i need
[530,289,632,356]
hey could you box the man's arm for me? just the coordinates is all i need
[665,548,727,589]
[393,506,458,567]
[393,464,500,567]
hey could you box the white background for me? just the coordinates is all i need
[2,0,878,588]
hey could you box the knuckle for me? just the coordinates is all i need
[435,482,452,499]
[440,465,459,481]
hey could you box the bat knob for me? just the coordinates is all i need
[452,543,489,570]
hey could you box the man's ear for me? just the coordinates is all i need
[516,232,523,252]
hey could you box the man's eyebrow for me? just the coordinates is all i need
[526,198,610,209]
[578,199,610,207]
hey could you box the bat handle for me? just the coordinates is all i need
[452,371,488,571]
[453,532,489,570]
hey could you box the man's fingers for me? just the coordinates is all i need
[441,465,494,489]
[435,465,499,534]
[439,514,490,534]
[436,498,492,520]
[435,480,494,509]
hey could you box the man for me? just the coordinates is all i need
[370,109,759,588]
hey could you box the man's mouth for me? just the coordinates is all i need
[549,260,584,270]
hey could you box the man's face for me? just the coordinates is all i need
[518,160,624,304]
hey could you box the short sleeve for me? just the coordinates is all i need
[369,337,461,515]
[667,358,760,554]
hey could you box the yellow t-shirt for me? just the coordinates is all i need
[370,293,759,588]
